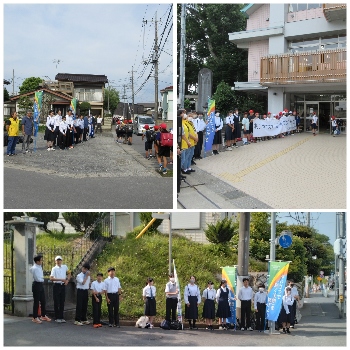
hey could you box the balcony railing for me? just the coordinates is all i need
[260,49,346,85]
[41,81,74,95]
[75,91,103,102]
[323,4,346,22]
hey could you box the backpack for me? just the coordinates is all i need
[160,132,173,147]
[170,321,182,330]
[146,130,155,142]
[160,319,171,330]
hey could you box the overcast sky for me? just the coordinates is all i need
[3,2,173,103]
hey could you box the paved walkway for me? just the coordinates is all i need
[178,133,346,209]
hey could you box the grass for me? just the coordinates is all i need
[157,169,173,177]
[36,231,84,249]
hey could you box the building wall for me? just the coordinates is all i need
[246,4,270,30]
[287,7,324,22]
[248,40,269,81]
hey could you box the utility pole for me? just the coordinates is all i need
[107,81,110,115]
[179,4,186,109]
[307,212,310,227]
[154,11,159,120]
[237,213,251,322]
[12,69,14,95]
[130,67,135,119]
[338,212,346,318]
[122,85,127,119]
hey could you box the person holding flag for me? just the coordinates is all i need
[165,273,179,323]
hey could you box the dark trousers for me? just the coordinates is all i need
[83,127,88,141]
[256,302,266,330]
[75,289,88,322]
[53,284,66,320]
[32,282,46,318]
[96,123,102,133]
[58,133,66,149]
[53,126,59,146]
[291,300,297,325]
[241,300,251,328]
[194,131,203,158]
[66,129,73,147]
[92,295,102,324]
[107,293,119,325]
[166,298,178,322]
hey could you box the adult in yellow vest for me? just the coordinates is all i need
[6,111,20,156]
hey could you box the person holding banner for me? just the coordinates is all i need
[212,111,223,155]
[238,278,254,331]
[165,273,179,323]
[254,283,267,332]
[184,275,201,329]
[202,281,216,330]
[216,279,231,330]
[280,287,294,334]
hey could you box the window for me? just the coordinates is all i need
[289,3,321,11]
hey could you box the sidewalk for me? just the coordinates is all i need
[178,133,346,209]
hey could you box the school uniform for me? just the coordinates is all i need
[104,276,121,326]
[193,118,206,158]
[50,264,69,320]
[238,286,254,329]
[74,272,90,323]
[279,294,294,323]
[289,286,299,326]
[165,281,178,322]
[212,116,223,145]
[254,290,267,331]
[58,120,68,150]
[225,115,234,141]
[216,287,231,319]
[65,114,74,147]
[233,113,241,139]
[45,116,55,142]
[29,263,46,319]
[184,284,201,320]
[53,114,61,146]
[143,285,156,317]
[202,288,216,319]
[91,280,106,325]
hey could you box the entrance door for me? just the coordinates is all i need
[304,102,319,132]
[319,102,331,132]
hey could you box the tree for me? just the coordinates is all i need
[19,77,43,94]
[4,87,10,102]
[139,212,163,232]
[213,81,236,115]
[17,95,33,115]
[41,93,57,121]
[204,217,236,243]
[103,87,120,114]
[62,212,104,234]
[79,101,91,116]
[26,212,60,233]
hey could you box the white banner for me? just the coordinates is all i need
[253,116,296,137]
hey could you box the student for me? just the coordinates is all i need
[65,110,75,149]
[153,125,160,157]
[212,111,223,155]
[238,277,254,331]
[280,287,294,334]
[29,255,51,324]
[216,279,231,330]
[141,124,154,159]
[96,115,103,134]
[165,273,179,323]
[6,111,20,156]
[184,275,201,329]
[287,280,299,328]
[46,110,56,151]
[156,123,172,175]
[254,283,267,332]
[232,107,241,148]
[241,112,250,145]
[225,111,234,151]
[104,267,122,328]
[58,115,68,150]
[143,277,156,328]
[74,263,91,326]
[53,110,62,147]
[50,256,71,323]
[311,111,318,136]
[202,281,216,330]
[91,273,106,328]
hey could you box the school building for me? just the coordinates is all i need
[229,3,346,133]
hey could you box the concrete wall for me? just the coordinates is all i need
[246,4,270,30]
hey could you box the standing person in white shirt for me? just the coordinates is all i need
[104,267,122,327]
[29,255,51,324]
[241,112,250,145]
[212,111,223,155]
[91,272,106,328]
[58,115,68,150]
[216,279,232,330]
[53,110,62,147]
[50,256,71,323]
[143,277,156,328]
[96,115,103,134]
[287,280,299,328]
[184,275,201,329]
[45,110,56,151]
[165,273,179,323]
[202,281,216,330]
[193,112,207,159]
[279,287,294,334]
[232,107,241,148]
[225,111,234,151]
[238,277,254,331]
[65,110,75,149]
[311,111,318,136]
[74,263,91,326]
[254,283,267,332]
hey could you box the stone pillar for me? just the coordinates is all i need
[5,215,43,317]
[197,68,213,114]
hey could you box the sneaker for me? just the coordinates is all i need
[55,319,62,323]
[168,160,173,164]
[290,325,294,329]
[93,324,99,328]
[32,317,42,324]
[82,321,90,325]
[60,319,66,323]
[219,326,223,330]
[206,326,210,330]
[40,316,51,322]
[74,321,84,326]
[51,148,55,151]
[162,169,167,175]
[282,329,286,334]
[235,145,239,148]
[150,324,154,329]
[109,324,113,327]
[47,148,51,151]
[25,149,29,153]
[226,147,232,151]
[241,327,245,331]
[248,327,253,331]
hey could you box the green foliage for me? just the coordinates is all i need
[4,87,10,101]
[104,87,120,114]
[204,217,235,243]
[184,99,191,109]
[79,101,91,115]
[26,212,60,233]
[17,95,33,115]
[139,213,163,232]
[19,77,43,94]
[213,81,236,115]
[36,232,83,249]
[40,93,57,121]
[62,212,104,234]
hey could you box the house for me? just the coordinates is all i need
[228,3,346,133]
[160,85,173,121]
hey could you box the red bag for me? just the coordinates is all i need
[160,133,173,147]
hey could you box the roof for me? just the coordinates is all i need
[55,73,108,84]
[241,4,263,17]
[10,88,72,101]
[160,85,173,93]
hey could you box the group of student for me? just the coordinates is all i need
[29,256,299,333]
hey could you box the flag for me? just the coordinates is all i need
[173,259,183,325]
[266,261,290,321]
[204,98,215,152]
[222,266,237,328]
[33,91,43,137]
[70,98,77,116]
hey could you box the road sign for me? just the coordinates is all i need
[279,234,292,248]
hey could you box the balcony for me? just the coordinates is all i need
[40,81,74,95]
[260,49,346,86]
[323,4,346,22]
[75,91,103,103]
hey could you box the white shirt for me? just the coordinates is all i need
[29,263,44,282]
[97,117,102,124]
[143,285,156,298]
[91,280,106,294]
[79,119,84,128]
[165,281,178,299]
[312,115,318,124]
[66,115,73,126]
[184,284,201,304]
[332,119,337,127]
[59,120,67,134]
[197,118,207,132]
[54,114,62,127]
[238,286,254,301]
[50,264,69,284]
[254,291,267,309]
[286,286,299,300]
[282,294,294,313]
[216,287,231,303]
[214,116,223,130]
[202,288,216,301]
[226,115,233,125]
[104,276,121,293]
[76,272,90,290]
[46,116,55,129]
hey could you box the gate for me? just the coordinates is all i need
[3,226,14,314]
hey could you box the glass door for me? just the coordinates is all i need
[304,102,319,132]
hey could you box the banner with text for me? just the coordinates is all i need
[222,266,236,326]
[253,116,296,137]
[173,259,183,324]
[266,261,290,321]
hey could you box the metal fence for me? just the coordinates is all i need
[3,227,14,314]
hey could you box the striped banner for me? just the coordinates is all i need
[222,266,237,327]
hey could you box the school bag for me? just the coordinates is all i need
[146,130,155,142]
[160,319,171,330]
[170,320,182,330]
[160,132,173,147]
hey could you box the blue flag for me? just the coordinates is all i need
[204,98,215,152]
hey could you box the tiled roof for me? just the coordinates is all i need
[55,73,108,83]
[10,88,72,101]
